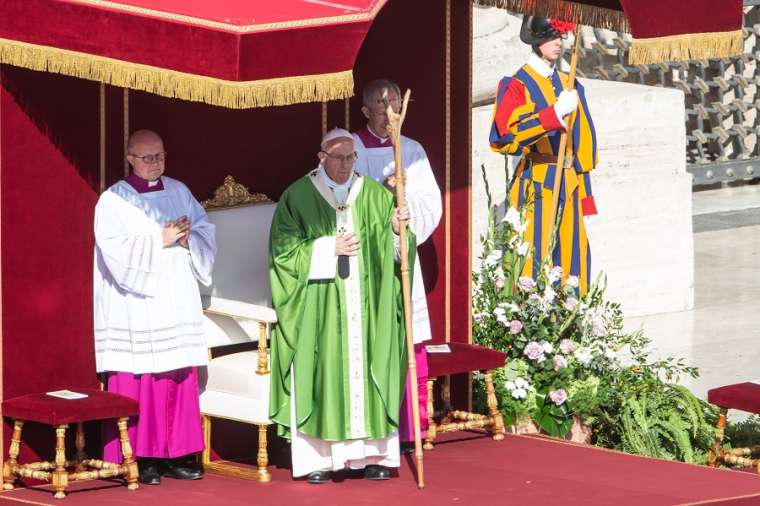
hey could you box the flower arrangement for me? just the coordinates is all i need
[471,168,717,462]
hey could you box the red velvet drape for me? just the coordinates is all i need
[1,65,102,462]
[620,0,743,39]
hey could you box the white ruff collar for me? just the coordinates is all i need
[527,53,556,78]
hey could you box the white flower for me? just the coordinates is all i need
[505,380,516,391]
[575,346,593,366]
[566,276,580,288]
[502,206,522,229]
[493,306,509,326]
[541,341,554,354]
[548,266,563,285]
[515,378,529,389]
[485,249,503,267]
[515,220,528,234]
[604,347,617,361]
[512,388,528,400]
[517,241,530,257]
[544,288,556,302]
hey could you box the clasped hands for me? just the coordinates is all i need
[334,206,410,256]
[162,215,191,248]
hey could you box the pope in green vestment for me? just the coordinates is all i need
[268,129,415,480]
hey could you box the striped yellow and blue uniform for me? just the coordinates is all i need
[489,64,598,295]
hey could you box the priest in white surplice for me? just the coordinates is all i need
[94,130,216,485]
[353,79,442,448]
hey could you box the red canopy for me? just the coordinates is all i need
[480,0,744,64]
[0,0,387,108]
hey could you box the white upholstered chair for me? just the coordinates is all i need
[198,176,277,482]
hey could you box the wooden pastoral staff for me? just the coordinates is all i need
[385,88,425,488]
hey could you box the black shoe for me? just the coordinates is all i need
[159,458,204,480]
[138,459,161,485]
[306,470,332,484]
[364,465,390,481]
[400,442,415,455]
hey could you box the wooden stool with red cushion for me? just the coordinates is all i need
[2,388,140,499]
[424,342,507,449]
[707,382,760,471]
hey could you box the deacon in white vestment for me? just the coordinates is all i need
[353,79,442,443]
[94,130,216,485]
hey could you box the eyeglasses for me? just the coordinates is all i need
[128,152,168,164]
[322,151,358,163]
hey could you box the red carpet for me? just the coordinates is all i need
[2,433,760,506]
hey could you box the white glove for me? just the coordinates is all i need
[554,89,579,118]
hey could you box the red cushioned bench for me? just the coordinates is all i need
[2,388,140,499]
[424,342,507,449]
[707,382,760,471]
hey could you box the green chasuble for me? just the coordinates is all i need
[269,169,415,442]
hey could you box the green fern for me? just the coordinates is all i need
[615,385,715,464]
[621,396,664,458]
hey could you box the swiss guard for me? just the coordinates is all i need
[489,16,598,295]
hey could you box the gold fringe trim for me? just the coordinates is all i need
[0,38,354,109]
[477,0,629,33]
[628,30,744,65]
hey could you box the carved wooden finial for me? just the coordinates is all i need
[202,175,271,210]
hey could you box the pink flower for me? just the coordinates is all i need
[564,297,578,312]
[591,319,608,337]
[524,341,544,361]
[559,339,574,354]
[509,320,523,334]
[518,276,536,291]
[553,355,568,370]
[549,389,568,406]
[494,276,505,289]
